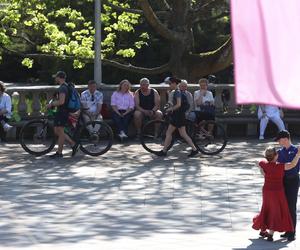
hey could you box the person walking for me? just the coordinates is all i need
[156,80,198,157]
[275,130,300,241]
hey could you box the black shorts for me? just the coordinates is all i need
[54,109,69,127]
[169,111,186,128]
[195,111,215,122]
[0,115,8,123]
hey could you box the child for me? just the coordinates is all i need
[253,146,300,241]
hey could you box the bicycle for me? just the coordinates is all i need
[140,108,227,155]
[19,108,114,157]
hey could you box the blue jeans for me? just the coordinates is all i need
[112,110,133,134]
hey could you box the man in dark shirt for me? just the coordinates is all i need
[276,130,300,241]
[46,71,77,158]
[133,78,162,136]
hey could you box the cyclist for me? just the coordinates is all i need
[46,71,77,158]
[156,79,198,157]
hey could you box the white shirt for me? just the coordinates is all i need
[194,90,214,111]
[0,92,12,118]
[80,90,103,113]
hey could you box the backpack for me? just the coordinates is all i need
[172,90,190,112]
[180,91,190,112]
[66,83,81,112]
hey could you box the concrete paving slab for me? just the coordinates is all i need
[0,139,299,249]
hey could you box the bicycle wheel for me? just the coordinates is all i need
[79,121,113,156]
[19,119,56,156]
[193,120,227,155]
[141,120,173,154]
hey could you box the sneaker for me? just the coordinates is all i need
[287,235,295,241]
[71,144,79,157]
[155,150,167,156]
[119,131,128,138]
[3,123,13,132]
[259,135,264,140]
[49,152,63,159]
[188,149,198,157]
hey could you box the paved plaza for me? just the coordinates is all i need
[0,139,300,250]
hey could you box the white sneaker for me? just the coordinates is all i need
[259,135,264,140]
[119,131,128,138]
[3,123,13,132]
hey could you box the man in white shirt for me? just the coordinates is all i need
[80,80,103,132]
[0,81,12,134]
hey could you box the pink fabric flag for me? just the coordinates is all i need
[231,0,300,108]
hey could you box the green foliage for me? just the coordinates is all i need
[0,0,149,68]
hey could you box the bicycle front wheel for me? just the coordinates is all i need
[79,121,113,156]
[19,119,56,156]
[193,120,227,155]
[141,120,173,154]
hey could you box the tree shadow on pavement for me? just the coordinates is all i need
[0,139,298,248]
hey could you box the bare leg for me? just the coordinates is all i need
[134,110,144,135]
[178,126,197,151]
[163,125,176,152]
[55,126,66,154]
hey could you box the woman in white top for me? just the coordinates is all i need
[192,78,215,134]
[257,105,285,140]
[0,81,12,134]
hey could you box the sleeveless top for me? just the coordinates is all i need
[139,89,155,110]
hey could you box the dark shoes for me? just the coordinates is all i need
[287,235,296,241]
[49,152,63,159]
[259,231,273,241]
[155,150,167,156]
[280,232,296,241]
[188,149,198,157]
[71,144,79,157]
[280,232,289,238]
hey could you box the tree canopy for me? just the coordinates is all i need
[0,0,232,83]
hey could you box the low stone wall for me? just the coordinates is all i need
[3,82,300,139]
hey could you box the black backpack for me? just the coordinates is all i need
[173,90,190,112]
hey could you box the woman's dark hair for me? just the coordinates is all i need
[0,81,5,92]
[169,77,181,84]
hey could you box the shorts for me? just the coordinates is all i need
[54,109,69,127]
[169,111,186,128]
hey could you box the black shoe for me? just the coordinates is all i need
[188,149,198,157]
[267,235,273,242]
[287,235,295,241]
[155,150,167,156]
[49,152,63,159]
[71,144,79,157]
[259,231,268,238]
[280,232,289,238]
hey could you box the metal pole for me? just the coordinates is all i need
[94,0,102,86]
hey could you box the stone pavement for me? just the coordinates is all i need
[0,139,299,250]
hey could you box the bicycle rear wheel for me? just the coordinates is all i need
[193,120,227,155]
[79,121,113,156]
[140,120,173,154]
[19,119,56,156]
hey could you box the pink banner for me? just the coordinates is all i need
[231,0,300,108]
